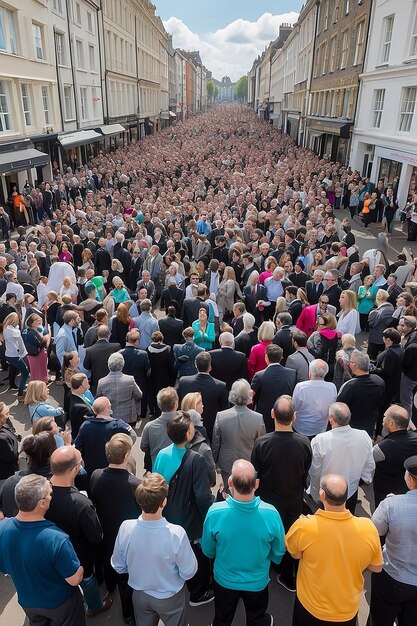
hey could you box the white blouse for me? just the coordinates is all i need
[4,325,28,358]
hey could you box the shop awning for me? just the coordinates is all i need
[0,147,50,174]
[169,111,176,118]
[58,130,102,148]
[306,117,352,139]
[96,124,126,136]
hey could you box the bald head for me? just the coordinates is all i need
[50,446,81,476]
[230,460,258,496]
[320,474,348,507]
[93,396,112,416]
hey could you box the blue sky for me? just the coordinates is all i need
[157,2,302,81]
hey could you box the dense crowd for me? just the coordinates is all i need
[0,106,417,626]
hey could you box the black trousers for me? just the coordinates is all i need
[187,541,211,601]
[293,596,357,626]
[369,569,417,626]
[23,589,86,626]
[213,581,270,626]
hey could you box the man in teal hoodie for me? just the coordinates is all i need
[202,459,285,626]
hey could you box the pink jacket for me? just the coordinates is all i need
[296,304,319,337]
[248,340,271,381]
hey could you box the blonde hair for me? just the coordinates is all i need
[24,380,48,405]
[341,333,356,349]
[181,392,202,412]
[2,312,19,329]
[340,289,357,310]
[274,296,288,315]
[376,289,388,304]
[257,321,275,342]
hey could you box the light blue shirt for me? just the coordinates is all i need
[111,517,197,598]
[293,380,337,436]
[264,276,284,302]
[372,490,417,586]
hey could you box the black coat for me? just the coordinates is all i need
[243,284,268,326]
[305,280,324,305]
[337,374,385,437]
[147,343,176,390]
[234,329,258,358]
[119,345,150,389]
[0,423,19,480]
[95,247,112,275]
[209,347,248,390]
[373,430,417,506]
[251,364,297,432]
[177,372,228,441]
[68,394,94,440]
[160,285,185,315]
[158,315,184,348]
[374,345,404,406]
[83,339,121,393]
[322,284,342,312]
[288,299,303,325]
[272,326,295,365]
[181,297,209,329]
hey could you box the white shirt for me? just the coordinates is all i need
[309,425,375,499]
[3,325,28,358]
[293,380,337,436]
[111,517,197,599]
[5,282,24,303]
[336,308,360,335]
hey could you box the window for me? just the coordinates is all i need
[0,6,18,54]
[410,6,417,57]
[323,0,328,30]
[63,85,74,120]
[87,11,93,32]
[52,0,63,13]
[41,86,50,124]
[0,81,11,131]
[333,3,339,24]
[372,89,385,128]
[76,40,84,68]
[345,0,350,15]
[340,30,349,68]
[329,36,337,72]
[55,32,66,65]
[321,42,328,75]
[21,84,32,126]
[32,23,44,60]
[381,15,394,64]
[354,21,365,65]
[341,89,350,118]
[88,44,95,70]
[80,86,87,119]
[75,2,81,24]
[399,87,416,132]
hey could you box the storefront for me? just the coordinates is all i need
[283,111,300,144]
[0,139,50,204]
[372,146,417,208]
[96,124,126,151]
[306,117,352,164]
[58,130,103,170]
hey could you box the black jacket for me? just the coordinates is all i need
[322,284,342,312]
[95,247,112,275]
[162,450,213,541]
[177,372,228,441]
[0,423,19,480]
[234,329,258,358]
[272,326,295,365]
[373,429,417,506]
[158,315,184,347]
[402,330,417,380]
[181,297,209,329]
[251,364,297,432]
[209,347,248,390]
[83,339,121,393]
[337,374,385,437]
[68,394,94,440]
[119,345,150,388]
[374,345,404,405]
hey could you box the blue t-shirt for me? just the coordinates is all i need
[0,518,80,608]
[153,444,187,483]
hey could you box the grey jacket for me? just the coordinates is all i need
[212,405,266,474]
[96,371,142,424]
[368,302,395,345]
[286,349,315,383]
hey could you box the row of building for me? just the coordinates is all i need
[248,0,417,208]
[0,0,212,202]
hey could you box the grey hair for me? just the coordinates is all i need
[15,475,49,512]
[220,332,234,347]
[329,402,351,426]
[309,359,329,379]
[242,312,255,329]
[108,352,125,372]
[351,349,370,372]
[229,379,253,406]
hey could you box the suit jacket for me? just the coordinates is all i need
[251,364,297,432]
[211,405,266,474]
[160,285,185,314]
[130,257,143,291]
[97,371,142,424]
[95,247,112,275]
[322,284,342,312]
[113,245,133,284]
[272,326,295,365]
[209,347,248,390]
[234,329,258,358]
[305,280,324,305]
[288,299,303,325]
[243,284,268,326]
[55,323,78,365]
[181,297,209,329]
[374,345,404,405]
[285,349,315,383]
[177,372,228,441]
[119,345,150,388]
[83,339,121,393]
[68,394,94,439]
[158,315,184,348]
[230,316,244,337]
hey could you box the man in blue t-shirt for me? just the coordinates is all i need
[0,474,85,625]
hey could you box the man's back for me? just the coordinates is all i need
[337,374,385,436]
[293,380,337,437]
[74,417,132,476]
[209,348,248,390]
[373,430,417,504]
[251,365,297,432]
[178,373,228,441]
[286,511,382,622]
[140,413,173,465]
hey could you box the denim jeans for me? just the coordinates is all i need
[80,574,103,613]
[6,356,29,396]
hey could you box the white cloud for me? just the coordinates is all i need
[163,12,299,82]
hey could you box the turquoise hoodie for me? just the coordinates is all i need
[201,496,285,591]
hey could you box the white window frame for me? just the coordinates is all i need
[372,89,385,128]
[381,15,394,64]
[52,0,63,14]
[88,44,95,70]
[409,3,417,58]
[329,35,337,72]
[87,11,93,33]
[80,86,88,120]
[76,39,84,69]
[340,30,349,68]
[21,83,32,126]
[75,2,81,25]
[41,85,50,125]
[0,80,11,131]
[32,22,44,60]
[56,32,65,66]
[0,6,18,54]
[63,84,74,121]
[399,86,416,132]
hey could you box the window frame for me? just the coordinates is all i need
[340,30,349,69]
[41,85,50,125]
[63,84,74,121]
[80,86,88,120]
[32,22,44,60]
[398,86,417,132]
[372,89,385,128]
[381,15,394,64]
[20,83,32,126]
[0,80,11,132]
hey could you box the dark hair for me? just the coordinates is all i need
[272,395,295,425]
[135,473,168,514]
[265,344,283,363]
[195,351,211,372]
[291,330,308,347]
[166,411,192,445]
[231,467,257,495]
[22,432,55,468]
[382,327,401,344]
[285,286,297,297]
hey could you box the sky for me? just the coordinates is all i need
[155,1,303,82]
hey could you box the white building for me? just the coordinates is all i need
[350,0,417,206]
[175,50,186,120]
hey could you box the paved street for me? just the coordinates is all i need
[0,210,413,626]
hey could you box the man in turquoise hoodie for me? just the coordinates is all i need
[202,459,285,626]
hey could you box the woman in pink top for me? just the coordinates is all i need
[248,321,276,381]
[259,256,277,285]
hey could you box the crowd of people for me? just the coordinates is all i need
[0,105,417,626]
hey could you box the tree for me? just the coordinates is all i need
[206,80,215,103]
[234,76,248,102]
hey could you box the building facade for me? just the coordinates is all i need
[350,0,417,207]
